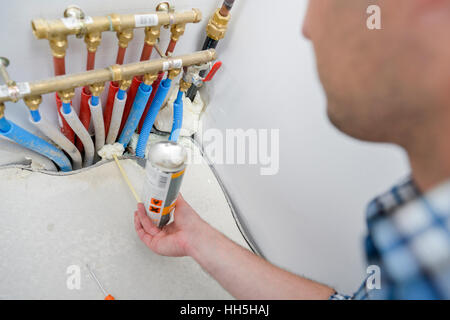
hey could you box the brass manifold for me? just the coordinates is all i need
[32,9,202,57]
[0,49,216,104]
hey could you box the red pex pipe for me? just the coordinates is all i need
[166,39,177,56]
[103,46,127,138]
[86,50,96,71]
[118,76,142,137]
[116,47,127,65]
[55,93,75,143]
[140,43,154,61]
[53,56,66,76]
[75,87,92,152]
[104,82,119,137]
[137,40,178,133]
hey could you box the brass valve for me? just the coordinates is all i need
[24,96,42,111]
[85,31,102,53]
[170,24,186,42]
[179,78,191,92]
[58,89,75,103]
[49,35,68,58]
[206,8,230,41]
[119,79,132,91]
[144,26,161,46]
[143,73,158,85]
[0,102,5,118]
[117,29,134,49]
[168,68,181,80]
[89,82,105,97]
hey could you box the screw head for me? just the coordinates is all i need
[0,57,10,68]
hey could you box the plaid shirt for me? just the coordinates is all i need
[331,177,450,300]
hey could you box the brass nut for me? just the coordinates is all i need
[143,73,158,85]
[179,78,191,92]
[170,24,185,42]
[0,102,5,118]
[168,68,181,80]
[119,79,132,90]
[85,32,102,52]
[117,29,134,48]
[206,9,230,41]
[24,96,43,111]
[49,35,68,58]
[89,82,105,97]
[144,26,161,46]
[192,8,202,23]
[58,89,75,103]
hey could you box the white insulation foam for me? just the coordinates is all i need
[98,143,125,160]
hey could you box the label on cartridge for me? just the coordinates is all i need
[135,14,159,27]
[141,162,185,228]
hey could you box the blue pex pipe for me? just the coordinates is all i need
[118,82,152,148]
[0,118,72,172]
[91,95,100,106]
[117,89,126,100]
[30,109,41,122]
[136,78,172,158]
[169,90,184,143]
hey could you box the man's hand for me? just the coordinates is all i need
[134,194,335,299]
[134,194,207,257]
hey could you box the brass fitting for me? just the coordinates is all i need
[144,26,161,46]
[49,35,68,58]
[89,82,105,97]
[143,73,158,85]
[58,89,75,103]
[119,79,132,91]
[179,78,191,92]
[85,31,102,53]
[170,24,186,42]
[117,29,134,49]
[206,8,230,41]
[167,68,181,80]
[24,96,42,111]
[0,102,5,118]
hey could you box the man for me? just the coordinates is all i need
[134,0,450,299]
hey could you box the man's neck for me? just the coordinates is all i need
[405,116,450,193]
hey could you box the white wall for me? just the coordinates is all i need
[0,0,410,294]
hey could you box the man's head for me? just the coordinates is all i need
[303,0,450,145]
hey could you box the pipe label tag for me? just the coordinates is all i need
[163,59,183,71]
[0,82,30,99]
[135,14,159,27]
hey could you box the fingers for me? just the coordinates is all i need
[134,212,156,249]
[136,202,160,236]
